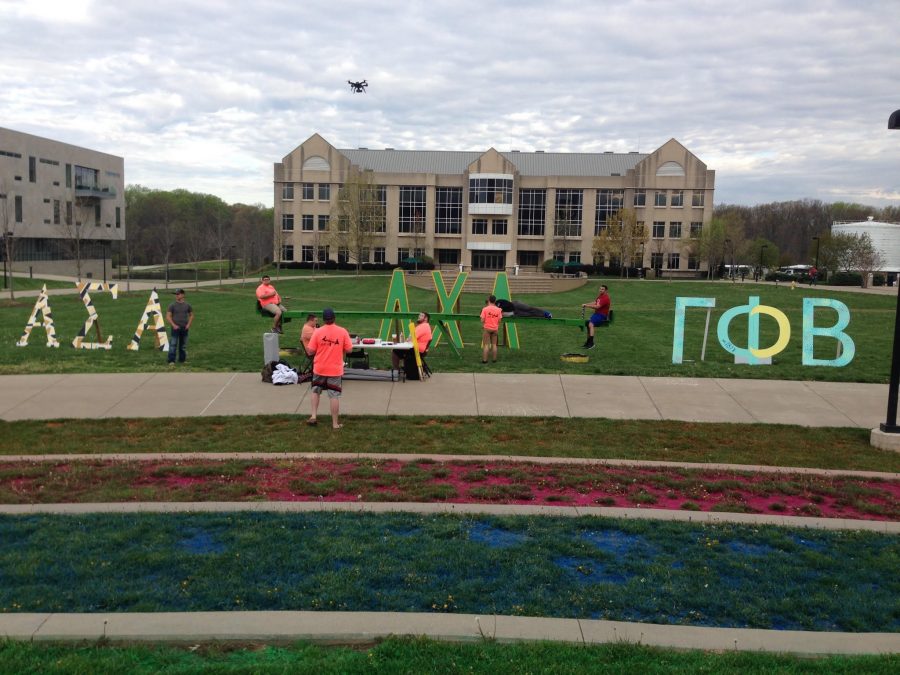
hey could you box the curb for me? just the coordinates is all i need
[1,611,898,655]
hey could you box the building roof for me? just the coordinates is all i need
[337,148,649,177]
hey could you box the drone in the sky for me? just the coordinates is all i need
[348,79,368,93]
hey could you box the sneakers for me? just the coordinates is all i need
[585,342,596,350]
[544,312,553,319]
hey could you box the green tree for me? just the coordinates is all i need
[592,208,644,277]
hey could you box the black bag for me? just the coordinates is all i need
[402,350,421,381]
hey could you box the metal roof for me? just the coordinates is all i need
[337,148,648,177]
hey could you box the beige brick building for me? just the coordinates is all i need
[0,127,125,279]
[274,134,714,274]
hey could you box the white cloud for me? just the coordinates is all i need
[1,0,898,208]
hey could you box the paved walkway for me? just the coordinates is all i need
[0,372,887,428]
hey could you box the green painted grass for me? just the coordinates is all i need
[2,638,897,674]
[2,416,896,472]
[1,512,897,632]
[0,277,894,381]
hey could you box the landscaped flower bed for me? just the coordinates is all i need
[1,458,897,521]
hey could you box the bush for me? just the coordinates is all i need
[873,274,885,287]
[830,271,863,286]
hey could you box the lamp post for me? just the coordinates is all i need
[881,109,900,434]
[758,244,767,281]
[812,236,820,269]
[639,242,645,278]
[724,238,734,280]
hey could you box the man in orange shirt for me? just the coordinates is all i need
[391,311,433,372]
[305,307,353,429]
[300,313,318,352]
[480,295,503,364]
[255,275,287,334]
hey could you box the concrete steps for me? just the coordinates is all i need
[406,272,587,295]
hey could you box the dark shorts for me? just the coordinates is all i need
[589,313,608,326]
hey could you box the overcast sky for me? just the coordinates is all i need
[2,0,898,209]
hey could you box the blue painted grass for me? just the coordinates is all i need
[0,512,897,632]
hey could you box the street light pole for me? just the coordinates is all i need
[881,109,900,433]
[813,236,820,269]
[758,244,767,281]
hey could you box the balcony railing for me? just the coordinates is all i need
[74,184,117,199]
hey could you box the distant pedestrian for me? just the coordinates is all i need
[305,307,353,429]
[809,266,818,286]
[166,289,194,365]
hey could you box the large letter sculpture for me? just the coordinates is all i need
[672,297,716,364]
[16,284,60,348]
[378,269,411,341]
[430,270,467,348]
[72,282,118,350]
[127,289,169,351]
[716,296,790,364]
[802,298,854,367]
[492,272,520,349]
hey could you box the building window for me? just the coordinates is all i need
[374,247,386,264]
[372,185,387,232]
[75,165,98,189]
[690,222,703,238]
[517,251,540,267]
[282,184,294,200]
[667,253,680,270]
[398,186,426,233]
[282,245,294,261]
[115,206,121,228]
[652,221,665,238]
[688,255,700,270]
[65,164,72,188]
[692,192,705,208]
[554,188,583,237]
[517,188,546,236]
[492,218,507,235]
[301,245,314,262]
[569,251,581,263]
[471,218,487,235]
[651,252,664,269]
[595,189,624,235]
[671,190,684,207]
[654,191,667,207]
[301,215,314,231]
[281,214,294,230]
[29,156,36,183]
[397,247,410,262]
[633,190,646,207]
[318,246,329,262]
[436,248,460,265]
[318,184,330,201]
[14,195,22,222]
[669,222,682,238]
[53,200,60,225]
[552,251,565,262]
[435,187,462,234]
[318,215,329,231]
[337,247,349,263]
[468,177,513,204]
[302,183,314,200]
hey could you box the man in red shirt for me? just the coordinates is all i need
[581,284,611,350]
[255,275,287,334]
[480,295,503,364]
[305,307,353,429]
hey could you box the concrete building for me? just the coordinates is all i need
[274,134,715,274]
[832,217,900,273]
[0,127,125,279]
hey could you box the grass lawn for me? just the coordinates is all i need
[0,277,894,381]
[1,638,897,674]
[2,277,76,292]
[2,416,897,472]
[1,512,897,632]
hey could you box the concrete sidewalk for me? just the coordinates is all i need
[0,372,887,428]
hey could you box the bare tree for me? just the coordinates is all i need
[0,180,18,299]
[553,202,581,272]
[329,171,384,275]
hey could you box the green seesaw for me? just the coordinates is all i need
[281,270,586,354]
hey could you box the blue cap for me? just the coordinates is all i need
[323,307,335,321]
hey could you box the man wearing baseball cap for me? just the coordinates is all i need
[166,289,194,366]
[305,307,353,429]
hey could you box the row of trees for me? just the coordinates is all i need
[123,186,273,282]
